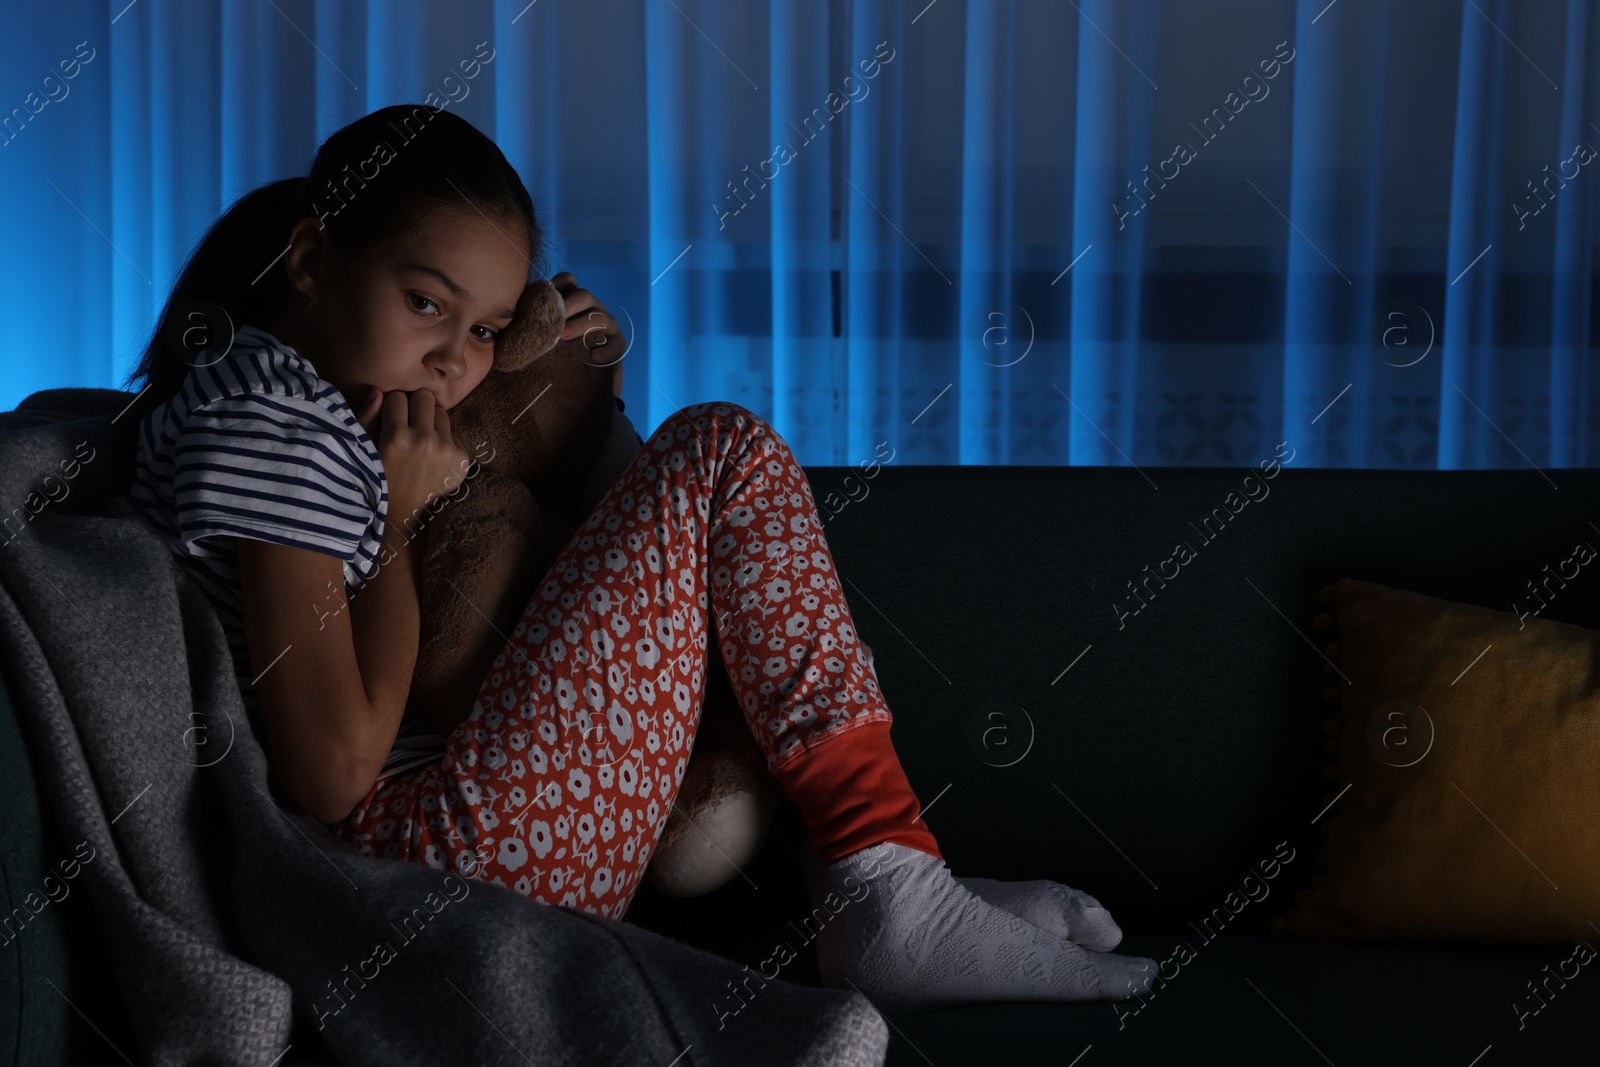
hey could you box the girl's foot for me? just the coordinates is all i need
[950,874,1125,951]
[805,842,1157,1013]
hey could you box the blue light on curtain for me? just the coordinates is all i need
[1070,0,1153,469]
[2,0,1596,470]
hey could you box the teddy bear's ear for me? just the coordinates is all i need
[493,279,567,373]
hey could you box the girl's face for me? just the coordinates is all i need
[274,206,530,413]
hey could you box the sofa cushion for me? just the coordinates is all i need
[885,933,1596,1064]
[1284,578,1600,943]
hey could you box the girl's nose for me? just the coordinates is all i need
[433,335,470,379]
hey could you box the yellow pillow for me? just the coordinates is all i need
[1277,577,1600,944]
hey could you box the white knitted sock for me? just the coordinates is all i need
[806,842,1156,1013]
[951,875,1125,952]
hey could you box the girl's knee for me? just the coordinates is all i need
[657,401,781,450]
[673,400,759,426]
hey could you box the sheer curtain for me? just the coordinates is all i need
[1,0,1594,469]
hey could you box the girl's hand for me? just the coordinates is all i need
[355,386,470,524]
[552,272,627,386]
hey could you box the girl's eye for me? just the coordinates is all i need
[408,293,497,342]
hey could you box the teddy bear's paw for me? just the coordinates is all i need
[646,749,776,898]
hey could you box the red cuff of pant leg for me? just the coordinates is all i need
[771,720,943,863]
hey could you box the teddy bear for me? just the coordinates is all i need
[645,640,875,897]
[407,276,629,728]
[406,275,784,898]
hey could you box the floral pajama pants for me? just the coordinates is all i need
[331,402,935,918]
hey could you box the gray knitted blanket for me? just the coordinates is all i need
[0,387,887,1067]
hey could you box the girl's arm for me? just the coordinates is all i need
[237,525,423,824]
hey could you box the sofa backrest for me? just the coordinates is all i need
[806,462,1600,933]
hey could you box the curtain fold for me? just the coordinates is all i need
[1439,0,1508,469]
[3,0,1595,470]
[956,0,1013,464]
[770,0,837,449]
[842,0,906,463]
[1070,0,1156,468]
[1549,0,1598,467]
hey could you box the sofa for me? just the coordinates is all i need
[3,413,1595,1063]
[630,460,1598,1065]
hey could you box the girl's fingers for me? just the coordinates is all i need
[381,388,410,429]
[552,273,587,307]
[559,292,599,332]
[550,273,626,359]
[565,305,622,351]
[409,389,436,428]
[551,273,598,317]
[355,385,385,438]
[574,308,617,345]
[581,315,626,366]
[559,304,593,339]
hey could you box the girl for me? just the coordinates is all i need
[124,104,1154,1014]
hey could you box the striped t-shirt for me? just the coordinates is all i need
[128,324,448,788]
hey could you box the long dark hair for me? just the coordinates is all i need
[120,104,548,424]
